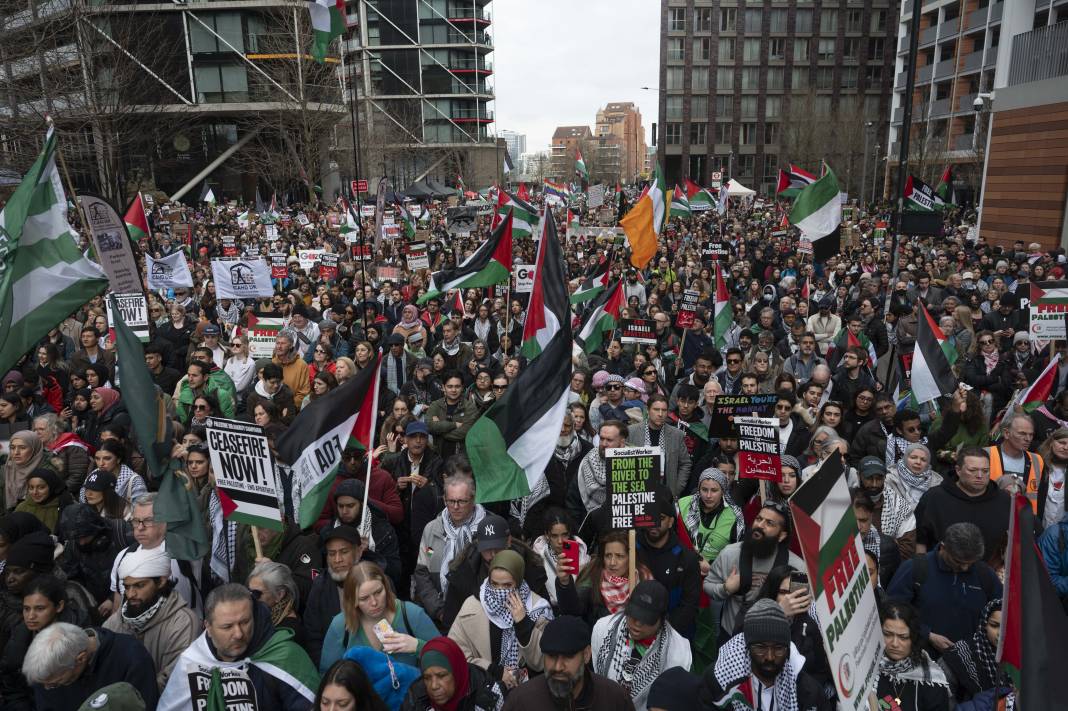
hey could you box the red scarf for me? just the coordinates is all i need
[419,637,469,711]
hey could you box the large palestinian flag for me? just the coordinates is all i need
[495,188,537,238]
[520,213,569,358]
[419,211,513,304]
[123,192,150,241]
[776,164,818,197]
[684,178,715,212]
[275,356,380,528]
[789,168,841,261]
[912,304,958,404]
[575,280,624,354]
[570,248,614,305]
[466,327,573,503]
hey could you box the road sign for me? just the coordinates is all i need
[711,171,722,181]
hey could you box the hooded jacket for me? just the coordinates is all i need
[912,478,1011,559]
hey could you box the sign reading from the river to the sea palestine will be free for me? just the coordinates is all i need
[606,446,662,529]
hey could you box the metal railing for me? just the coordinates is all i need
[1008,20,1068,85]
[953,133,976,150]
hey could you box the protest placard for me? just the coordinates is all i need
[514,264,535,293]
[270,253,288,279]
[702,241,730,261]
[222,235,237,257]
[707,393,778,438]
[106,293,149,343]
[318,252,339,281]
[264,224,278,240]
[676,289,700,329]
[360,204,376,217]
[736,416,782,481]
[619,318,657,345]
[406,239,430,271]
[587,184,605,208]
[1029,281,1068,340]
[210,259,274,299]
[446,206,479,235]
[607,446,662,529]
[377,265,402,281]
[245,316,284,358]
[206,417,283,531]
[297,249,323,271]
[352,244,373,260]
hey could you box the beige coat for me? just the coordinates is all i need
[447,594,550,673]
[104,590,200,690]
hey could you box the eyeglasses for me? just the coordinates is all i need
[131,517,156,528]
[727,358,742,364]
[315,348,326,354]
[978,339,994,345]
[444,498,472,507]
[230,343,243,348]
[193,404,210,411]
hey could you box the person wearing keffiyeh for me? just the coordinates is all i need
[884,409,927,472]
[938,599,1010,704]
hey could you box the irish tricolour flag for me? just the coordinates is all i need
[419,211,513,303]
[309,0,346,63]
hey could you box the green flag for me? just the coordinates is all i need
[111,294,209,561]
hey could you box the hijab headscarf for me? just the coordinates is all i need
[15,468,70,532]
[684,468,745,543]
[93,387,120,416]
[398,304,421,330]
[942,598,1003,697]
[3,430,45,509]
[419,637,470,711]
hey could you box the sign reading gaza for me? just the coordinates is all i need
[206,417,282,531]
[607,446,662,529]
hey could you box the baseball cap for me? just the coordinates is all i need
[415,358,433,370]
[405,421,429,437]
[84,469,117,492]
[859,456,886,479]
[625,580,669,625]
[203,324,220,336]
[322,524,362,547]
[475,513,510,552]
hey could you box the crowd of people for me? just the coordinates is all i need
[0,185,1062,711]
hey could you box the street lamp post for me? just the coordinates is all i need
[872,143,881,204]
[861,121,874,208]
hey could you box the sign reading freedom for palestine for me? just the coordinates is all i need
[736,415,782,482]
[206,417,283,531]
[607,446,662,529]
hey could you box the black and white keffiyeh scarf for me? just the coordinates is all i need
[879,484,916,540]
[578,450,608,513]
[884,433,928,472]
[943,599,1003,696]
[879,651,950,690]
[479,579,552,671]
[208,489,237,583]
[712,634,801,711]
[438,504,486,595]
[684,469,745,545]
[593,612,668,703]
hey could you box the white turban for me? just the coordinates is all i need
[117,546,172,580]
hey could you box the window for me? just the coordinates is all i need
[692,96,708,117]
[744,39,762,61]
[715,122,732,145]
[695,6,713,31]
[720,7,736,32]
[844,38,859,60]
[767,67,784,89]
[846,9,863,32]
[792,67,809,88]
[770,9,788,32]
[764,153,779,180]
[865,64,884,84]
[694,37,712,61]
[793,39,810,62]
[195,64,249,103]
[745,9,762,33]
[870,9,887,33]
[765,96,782,118]
[820,9,838,33]
[690,123,708,145]
[665,123,682,145]
[841,66,858,88]
[769,38,785,60]
[765,123,780,145]
[742,67,760,89]
[669,7,686,31]
[717,67,734,90]
[692,67,710,90]
[719,38,736,62]
[795,9,813,33]
[817,67,834,89]
[738,154,755,175]
[667,38,684,62]
[868,38,884,60]
[666,96,683,119]
[818,38,836,61]
[741,123,756,145]
[666,67,685,90]
[715,95,731,115]
[191,12,245,53]
[741,96,758,117]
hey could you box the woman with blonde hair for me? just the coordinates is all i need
[953,305,977,358]
[1037,427,1068,529]
[318,561,440,672]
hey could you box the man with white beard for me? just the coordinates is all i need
[302,525,363,666]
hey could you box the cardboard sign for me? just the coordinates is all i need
[676,289,700,329]
[106,293,149,343]
[702,241,730,261]
[606,446,662,529]
[736,416,782,481]
[297,249,323,271]
[707,393,778,438]
[619,318,657,345]
[270,253,288,279]
[246,316,284,358]
[514,264,536,293]
[221,235,237,257]
[319,252,339,281]
[206,417,282,530]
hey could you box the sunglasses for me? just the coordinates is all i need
[194,404,210,411]
[605,383,622,391]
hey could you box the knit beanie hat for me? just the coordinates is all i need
[488,549,525,587]
[743,598,791,647]
[647,666,705,710]
[6,530,55,571]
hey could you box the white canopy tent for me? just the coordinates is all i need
[726,179,756,197]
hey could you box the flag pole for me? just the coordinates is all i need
[47,117,92,238]
[359,354,383,538]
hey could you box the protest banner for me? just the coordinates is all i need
[221,235,237,257]
[606,446,662,530]
[587,183,605,208]
[446,206,479,235]
[296,213,310,227]
[406,239,430,271]
[210,258,275,299]
[297,249,324,271]
[736,416,782,481]
[318,252,339,281]
[206,417,283,531]
[146,252,193,290]
[245,315,285,358]
[799,237,813,255]
[619,318,657,345]
[790,453,883,711]
[707,393,778,438]
[264,224,279,240]
[676,289,700,329]
[79,194,143,294]
[514,264,535,294]
[1029,282,1068,341]
[270,253,289,279]
[106,293,149,343]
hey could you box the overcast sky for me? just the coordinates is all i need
[491,1,660,155]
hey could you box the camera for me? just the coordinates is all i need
[973,96,985,112]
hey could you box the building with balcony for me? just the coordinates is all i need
[657,0,896,196]
[595,102,647,183]
[975,17,1068,249]
[549,125,592,182]
[344,0,502,191]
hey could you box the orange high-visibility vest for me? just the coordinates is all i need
[987,446,1043,512]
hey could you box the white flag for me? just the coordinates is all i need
[146,252,194,290]
[211,258,275,299]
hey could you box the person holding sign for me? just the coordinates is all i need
[626,395,692,498]
[232,523,322,610]
[555,530,653,627]
[635,488,702,638]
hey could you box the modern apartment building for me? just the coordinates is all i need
[657,0,897,196]
[595,102,647,183]
[498,129,526,167]
[549,125,592,182]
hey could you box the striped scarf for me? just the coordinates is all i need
[208,490,237,583]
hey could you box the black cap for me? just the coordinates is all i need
[385,333,404,346]
[475,513,510,552]
[625,580,669,625]
[323,524,362,547]
[647,667,704,710]
[539,616,591,655]
[84,469,117,492]
[6,530,54,571]
[334,478,365,502]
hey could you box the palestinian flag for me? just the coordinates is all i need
[542,179,571,206]
[566,208,580,229]
[999,494,1068,704]
[830,327,877,367]
[935,166,957,207]
[442,290,466,319]
[904,175,944,212]
[395,200,417,239]
[517,182,530,201]
[1013,353,1060,413]
[520,213,569,358]
[496,188,536,238]
[340,198,360,238]
[570,250,613,305]
[684,178,715,212]
[237,209,250,229]
[713,262,732,350]
[466,327,573,503]
[574,280,624,353]
[789,169,841,261]
[776,164,818,197]
[912,304,958,404]
[419,211,512,304]
[123,192,150,241]
[575,150,589,181]
[309,0,346,62]
[275,355,381,529]
[670,185,691,218]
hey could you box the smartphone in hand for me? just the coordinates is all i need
[560,539,581,574]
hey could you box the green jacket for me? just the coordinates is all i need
[424,397,478,457]
[678,494,739,565]
[176,369,236,422]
